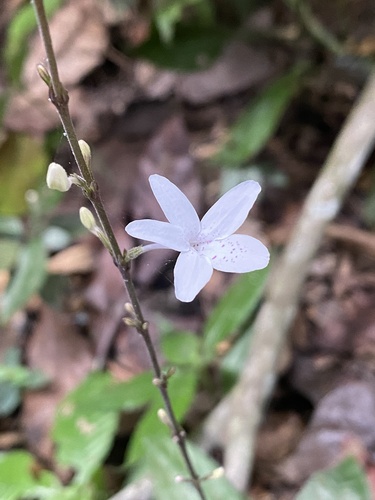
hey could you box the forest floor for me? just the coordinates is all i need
[1,0,375,498]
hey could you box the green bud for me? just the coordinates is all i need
[126,246,144,261]
[46,162,72,192]
[165,366,176,379]
[79,207,96,232]
[123,317,138,328]
[78,140,92,169]
[37,64,51,86]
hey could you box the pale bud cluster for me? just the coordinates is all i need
[46,140,92,193]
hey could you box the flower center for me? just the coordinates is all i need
[191,238,212,253]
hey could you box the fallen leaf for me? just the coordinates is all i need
[5,0,108,134]
[279,381,375,485]
[21,304,93,462]
[47,243,94,275]
[177,41,277,105]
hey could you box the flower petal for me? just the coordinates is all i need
[203,234,269,273]
[149,175,201,240]
[125,220,189,252]
[174,249,213,302]
[46,162,72,192]
[200,180,261,240]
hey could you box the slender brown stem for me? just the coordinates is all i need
[31,1,207,498]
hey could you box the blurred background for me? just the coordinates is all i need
[0,0,374,499]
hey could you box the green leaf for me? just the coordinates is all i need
[126,368,198,464]
[57,371,154,414]
[220,325,253,388]
[220,163,289,195]
[131,24,231,71]
[0,133,47,215]
[0,364,48,389]
[202,267,269,359]
[0,383,20,418]
[0,348,21,417]
[0,216,23,238]
[126,401,170,466]
[0,451,94,500]
[0,239,20,270]
[154,0,204,44]
[296,457,371,500]
[215,65,307,166]
[1,237,47,324]
[0,350,48,417]
[53,408,118,484]
[53,371,155,483]
[161,330,201,366]
[37,485,96,500]
[143,436,245,500]
[0,451,58,500]
[5,0,63,84]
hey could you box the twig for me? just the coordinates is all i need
[31,1,207,498]
[326,223,375,258]
[202,71,375,491]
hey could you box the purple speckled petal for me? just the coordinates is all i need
[202,234,269,273]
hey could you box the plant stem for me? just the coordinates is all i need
[31,1,207,497]
[284,0,344,55]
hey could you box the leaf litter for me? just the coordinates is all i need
[1,0,375,497]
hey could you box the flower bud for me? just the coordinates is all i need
[79,207,96,232]
[37,64,51,86]
[157,409,172,428]
[78,140,91,169]
[124,302,135,316]
[175,475,188,483]
[46,162,72,192]
[165,366,176,379]
[126,246,144,261]
[207,467,225,480]
[123,317,138,328]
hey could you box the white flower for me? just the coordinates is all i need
[125,175,270,302]
[46,162,72,192]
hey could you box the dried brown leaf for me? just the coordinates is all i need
[5,0,108,134]
[22,304,93,461]
[47,243,94,275]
